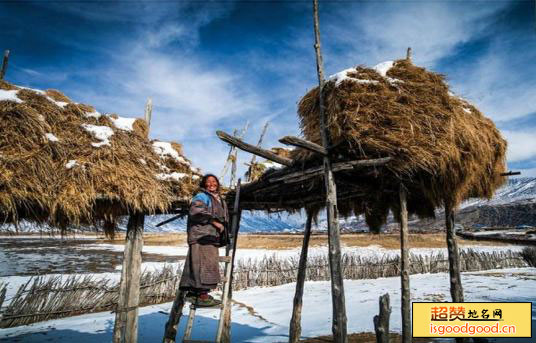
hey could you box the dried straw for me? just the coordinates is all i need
[0,80,201,234]
[294,59,507,230]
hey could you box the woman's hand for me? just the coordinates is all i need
[211,220,224,232]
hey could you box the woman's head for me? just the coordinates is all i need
[199,174,220,193]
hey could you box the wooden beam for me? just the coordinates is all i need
[313,1,347,342]
[500,171,521,176]
[268,157,391,183]
[289,212,313,343]
[217,130,293,167]
[373,293,391,343]
[113,212,144,343]
[279,136,327,156]
[0,50,10,80]
[399,185,411,343]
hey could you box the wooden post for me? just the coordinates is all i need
[144,98,153,128]
[373,293,391,343]
[446,202,466,343]
[113,212,144,343]
[289,212,313,343]
[0,284,6,322]
[312,1,347,342]
[162,290,186,343]
[218,179,243,343]
[399,185,411,343]
[113,100,150,343]
[406,47,412,62]
[445,200,464,300]
[0,50,10,80]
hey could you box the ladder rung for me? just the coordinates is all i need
[174,255,231,263]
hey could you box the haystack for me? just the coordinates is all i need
[293,59,507,230]
[0,80,200,232]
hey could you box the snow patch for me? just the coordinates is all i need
[45,133,59,142]
[84,110,101,119]
[153,141,189,165]
[156,172,189,181]
[81,124,114,147]
[462,107,471,114]
[0,89,22,103]
[139,158,147,165]
[110,116,137,131]
[373,60,394,77]
[65,160,77,169]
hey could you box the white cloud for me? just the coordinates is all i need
[324,1,510,68]
[502,130,536,163]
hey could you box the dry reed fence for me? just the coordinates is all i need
[0,248,532,328]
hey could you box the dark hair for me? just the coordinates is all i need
[199,174,221,192]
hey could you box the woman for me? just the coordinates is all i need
[179,174,228,307]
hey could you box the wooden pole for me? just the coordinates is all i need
[399,185,411,343]
[218,179,243,343]
[249,121,269,166]
[0,50,10,80]
[216,130,293,166]
[373,293,391,343]
[279,136,327,156]
[113,212,144,343]
[144,98,153,128]
[0,284,6,322]
[445,201,464,303]
[406,47,412,62]
[113,100,151,343]
[289,212,313,343]
[162,290,186,343]
[312,1,347,342]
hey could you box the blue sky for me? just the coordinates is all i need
[1,0,535,181]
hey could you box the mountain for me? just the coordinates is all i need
[2,178,535,234]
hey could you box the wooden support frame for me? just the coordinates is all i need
[399,185,411,343]
[373,293,391,343]
[279,136,327,156]
[217,130,293,167]
[289,212,313,343]
[312,0,347,341]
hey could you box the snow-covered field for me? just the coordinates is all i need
[1,268,535,342]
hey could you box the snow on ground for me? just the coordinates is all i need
[79,242,526,264]
[1,268,534,342]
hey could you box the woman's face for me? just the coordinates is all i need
[205,176,219,193]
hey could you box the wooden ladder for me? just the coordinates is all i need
[163,180,242,343]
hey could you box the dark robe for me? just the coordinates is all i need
[179,189,228,291]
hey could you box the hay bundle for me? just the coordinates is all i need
[295,59,507,230]
[0,80,200,231]
[246,147,292,182]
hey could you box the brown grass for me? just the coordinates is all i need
[100,232,509,249]
[0,80,200,234]
[294,59,507,231]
